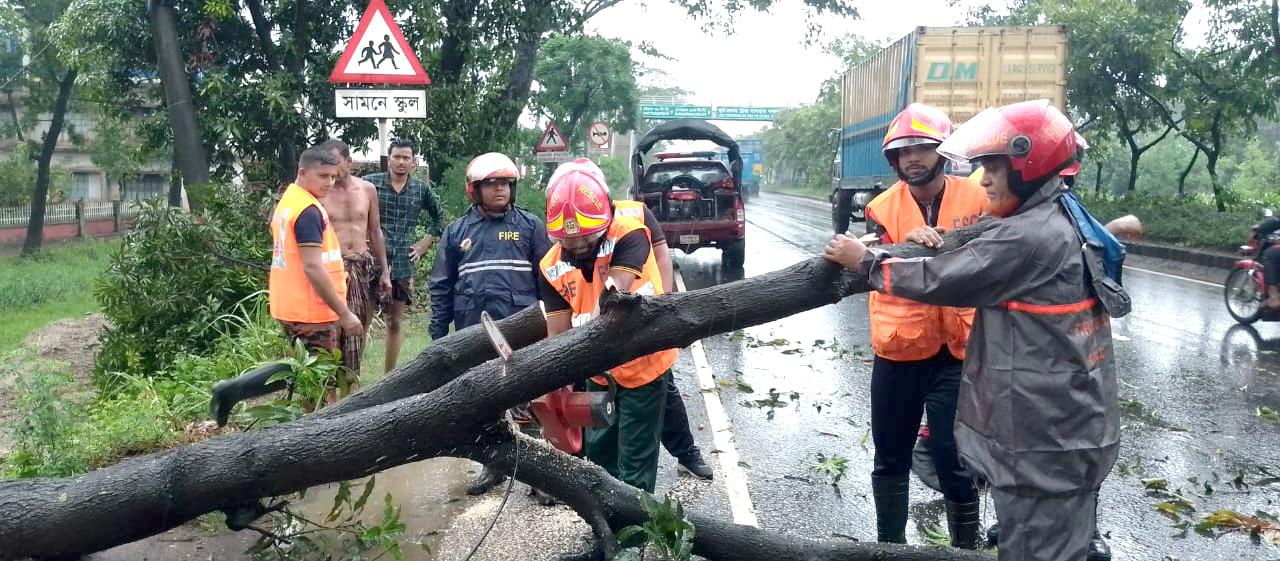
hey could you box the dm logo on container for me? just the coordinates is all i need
[927,62,978,81]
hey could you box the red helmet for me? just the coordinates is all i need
[1059,132,1089,177]
[546,160,613,239]
[882,103,952,156]
[937,99,1078,194]
[882,103,952,185]
[465,152,520,204]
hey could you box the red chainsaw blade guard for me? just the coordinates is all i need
[530,387,584,454]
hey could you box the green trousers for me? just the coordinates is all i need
[585,371,669,493]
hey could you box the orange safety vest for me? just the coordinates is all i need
[540,215,677,388]
[864,176,987,361]
[269,183,348,324]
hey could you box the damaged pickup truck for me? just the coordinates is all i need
[630,119,747,269]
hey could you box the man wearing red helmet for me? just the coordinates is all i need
[858,103,988,548]
[825,100,1127,561]
[538,160,677,500]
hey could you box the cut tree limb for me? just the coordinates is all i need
[0,223,995,559]
[461,436,992,561]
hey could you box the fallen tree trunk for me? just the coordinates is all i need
[463,436,993,561]
[0,224,995,559]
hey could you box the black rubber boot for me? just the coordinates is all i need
[1087,528,1111,561]
[944,500,981,549]
[678,453,714,480]
[871,474,909,543]
[465,466,506,496]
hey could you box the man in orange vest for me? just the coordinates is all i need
[860,103,987,548]
[538,160,677,500]
[269,146,364,367]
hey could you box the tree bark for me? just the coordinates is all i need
[0,224,995,558]
[461,437,992,561]
[148,0,210,189]
[21,70,76,256]
[438,0,480,85]
[484,1,550,141]
[1177,147,1200,197]
[5,89,23,142]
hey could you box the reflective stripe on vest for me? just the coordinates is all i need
[269,184,348,323]
[864,176,987,361]
[614,200,646,219]
[539,215,676,388]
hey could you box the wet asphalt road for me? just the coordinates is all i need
[665,193,1280,560]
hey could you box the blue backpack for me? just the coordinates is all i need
[1061,191,1125,286]
[1060,191,1131,317]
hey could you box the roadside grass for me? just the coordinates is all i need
[0,240,115,352]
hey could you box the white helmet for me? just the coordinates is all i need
[465,152,520,205]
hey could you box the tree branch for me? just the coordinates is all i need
[241,0,281,70]
[459,437,993,561]
[0,224,998,558]
[1138,124,1175,153]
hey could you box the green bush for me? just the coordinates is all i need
[94,184,272,380]
[1075,191,1258,250]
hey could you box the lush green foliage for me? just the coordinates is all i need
[1076,191,1261,250]
[531,35,639,153]
[0,143,74,206]
[94,184,272,379]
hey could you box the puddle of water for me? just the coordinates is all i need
[289,457,476,560]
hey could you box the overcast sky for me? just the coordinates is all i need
[588,0,1211,138]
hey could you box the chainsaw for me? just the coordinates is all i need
[528,373,618,455]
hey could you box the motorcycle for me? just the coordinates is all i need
[1224,209,1280,324]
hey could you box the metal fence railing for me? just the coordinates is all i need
[0,200,146,228]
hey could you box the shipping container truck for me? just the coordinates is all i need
[738,139,763,197]
[831,25,1069,234]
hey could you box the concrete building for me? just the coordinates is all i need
[0,91,170,203]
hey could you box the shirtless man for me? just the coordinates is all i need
[318,139,392,396]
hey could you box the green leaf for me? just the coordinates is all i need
[354,476,377,513]
[328,480,353,522]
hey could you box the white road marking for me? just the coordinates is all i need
[1123,265,1223,288]
[675,270,759,527]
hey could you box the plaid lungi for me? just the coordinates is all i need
[341,251,375,382]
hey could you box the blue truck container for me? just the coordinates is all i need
[738,139,762,194]
[837,26,1068,188]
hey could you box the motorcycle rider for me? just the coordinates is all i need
[824,99,1126,561]
[859,103,988,548]
[1255,210,1280,309]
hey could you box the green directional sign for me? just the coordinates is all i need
[713,106,783,121]
[640,104,712,120]
[641,103,784,121]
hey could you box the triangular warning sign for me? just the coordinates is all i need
[536,122,568,152]
[330,0,431,85]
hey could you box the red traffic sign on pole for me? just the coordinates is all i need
[536,121,569,152]
[588,121,611,147]
[330,0,431,85]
